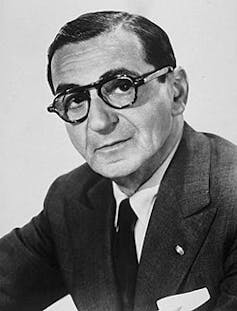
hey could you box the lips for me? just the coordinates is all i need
[95,138,131,151]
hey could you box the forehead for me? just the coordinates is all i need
[51,29,154,89]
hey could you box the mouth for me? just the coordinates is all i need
[95,138,131,152]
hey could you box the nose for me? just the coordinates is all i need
[87,91,119,134]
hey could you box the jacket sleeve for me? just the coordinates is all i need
[0,199,67,310]
[213,210,237,310]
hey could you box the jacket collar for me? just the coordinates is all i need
[168,122,210,217]
[134,123,215,311]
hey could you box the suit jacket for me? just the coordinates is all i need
[1,123,237,311]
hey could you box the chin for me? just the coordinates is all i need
[90,159,140,179]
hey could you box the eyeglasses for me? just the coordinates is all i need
[47,66,173,124]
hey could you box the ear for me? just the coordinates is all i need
[171,67,189,117]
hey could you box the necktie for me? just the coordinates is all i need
[113,198,138,311]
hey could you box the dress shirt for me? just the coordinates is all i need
[112,140,180,262]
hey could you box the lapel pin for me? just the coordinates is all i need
[175,245,185,256]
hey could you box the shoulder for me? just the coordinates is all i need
[183,123,237,209]
[44,162,104,205]
[184,123,237,176]
[203,133,237,246]
[183,122,237,161]
[205,131,237,164]
[201,131,237,214]
[184,125,237,245]
[204,132,237,186]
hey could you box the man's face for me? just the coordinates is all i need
[51,29,180,179]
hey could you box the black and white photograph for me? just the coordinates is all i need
[1,1,237,310]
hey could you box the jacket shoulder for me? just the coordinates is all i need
[205,132,237,162]
[44,163,103,206]
[205,132,237,179]
[204,132,237,208]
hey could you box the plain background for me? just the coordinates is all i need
[1,0,237,309]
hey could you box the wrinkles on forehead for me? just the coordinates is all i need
[53,33,143,66]
[51,28,150,89]
[57,27,145,63]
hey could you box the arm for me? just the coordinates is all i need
[0,209,67,311]
[213,215,237,310]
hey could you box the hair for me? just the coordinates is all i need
[47,11,176,93]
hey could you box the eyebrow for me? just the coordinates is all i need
[55,67,140,95]
[55,83,79,95]
[100,67,139,80]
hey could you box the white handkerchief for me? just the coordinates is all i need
[156,287,210,311]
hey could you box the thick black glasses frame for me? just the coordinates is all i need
[47,66,173,124]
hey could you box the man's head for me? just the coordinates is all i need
[48,11,188,189]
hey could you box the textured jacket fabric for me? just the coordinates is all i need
[1,123,237,311]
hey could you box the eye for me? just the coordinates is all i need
[103,77,134,96]
[113,78,133,94]
[68,98,84,110]
[65,92,89,121]
[65,92,88,111]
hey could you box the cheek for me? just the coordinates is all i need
[65,124,87,158]
[135,103,172,152]
[135,84,173,143]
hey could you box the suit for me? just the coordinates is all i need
[1,122,237,311]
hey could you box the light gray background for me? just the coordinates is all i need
[1,0,237,309]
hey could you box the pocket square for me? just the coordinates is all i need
[156,287,210,311]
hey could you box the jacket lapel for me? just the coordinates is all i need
[68,177,120,311]
[134,124,217,311]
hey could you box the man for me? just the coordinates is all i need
[0,10,237,311]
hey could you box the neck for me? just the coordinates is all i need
[113,119,183,196]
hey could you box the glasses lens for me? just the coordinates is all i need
[101,77,135,108]
[55,91,89,122]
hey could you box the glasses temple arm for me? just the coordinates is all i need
[143,66,173,83]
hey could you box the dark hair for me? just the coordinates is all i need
[47,11,176,93]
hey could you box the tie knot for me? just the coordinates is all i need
[118,198,137,231]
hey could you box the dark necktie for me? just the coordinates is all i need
[113,198,138,311]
